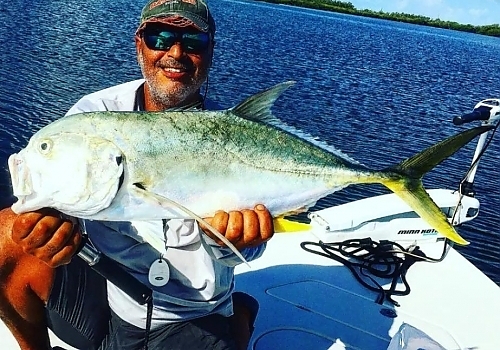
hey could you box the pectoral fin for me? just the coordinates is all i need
[130,186,249,266]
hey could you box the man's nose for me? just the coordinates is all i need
[167,42,184,59]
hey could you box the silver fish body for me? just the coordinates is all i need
[8,82,492,246]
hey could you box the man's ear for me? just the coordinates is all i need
[134,35,143,66]
[134,35,142,52]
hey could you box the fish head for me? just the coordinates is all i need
[8,132,124,218]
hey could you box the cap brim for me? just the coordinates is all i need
[138,14,210,34]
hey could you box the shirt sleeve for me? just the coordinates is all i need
[65,98,126,116]
[64,79,143,116]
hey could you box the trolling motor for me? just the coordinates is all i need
[303,99,500,305]
[453,98,500,197]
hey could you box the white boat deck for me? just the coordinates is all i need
[234,231,500,350]
[2,230,499,349]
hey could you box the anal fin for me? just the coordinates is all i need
[273,217,311,233]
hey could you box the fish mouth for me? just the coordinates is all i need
[8,152,33,212]
[8,152,32,196]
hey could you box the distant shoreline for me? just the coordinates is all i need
[255,0,500,38]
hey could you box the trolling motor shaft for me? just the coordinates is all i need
[454,99,500,196]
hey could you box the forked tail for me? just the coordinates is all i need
[381,125,493,245]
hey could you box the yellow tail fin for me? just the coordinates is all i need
[383,180,468,245]
[381,125,493,245]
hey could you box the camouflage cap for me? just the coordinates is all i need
[138,0,215,34]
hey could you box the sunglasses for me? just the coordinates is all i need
[142,28,211,54]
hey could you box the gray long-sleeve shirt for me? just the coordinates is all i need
[67,79,265,329]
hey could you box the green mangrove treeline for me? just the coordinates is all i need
[256,0,500,37]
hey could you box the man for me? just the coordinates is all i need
[0,0,273,349]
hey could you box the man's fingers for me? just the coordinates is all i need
[11,211,45,242]
[212,210,229,232]
[255,204,274,242]
[22,218,63,251]
[201,210,228,244]
[226,211,244,242]
[10,209,81,267]
[201,205,274,249]
[35,220,78,259]
[240,210,259,245]
[46,231,83,268]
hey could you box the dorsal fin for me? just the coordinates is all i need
[230,81,295,124]
[230,81,361,165]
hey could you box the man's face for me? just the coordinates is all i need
[135,23,214,110]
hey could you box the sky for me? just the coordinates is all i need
[348,0,500,26]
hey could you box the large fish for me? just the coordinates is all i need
[8,82,490,258]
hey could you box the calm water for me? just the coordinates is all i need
[0,0,499,283]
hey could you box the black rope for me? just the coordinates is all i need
[300,238,428,306]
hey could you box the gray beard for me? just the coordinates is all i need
[146,80,193,108]
[138,52,205,109]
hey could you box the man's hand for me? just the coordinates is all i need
[11,208,82,268]
[202,204,274,249]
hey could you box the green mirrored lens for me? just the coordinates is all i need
[143,30,210,53]
[145,32,176,50]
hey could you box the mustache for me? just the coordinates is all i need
[157,59,192,70]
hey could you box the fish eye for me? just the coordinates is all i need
[38,139,53,154]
